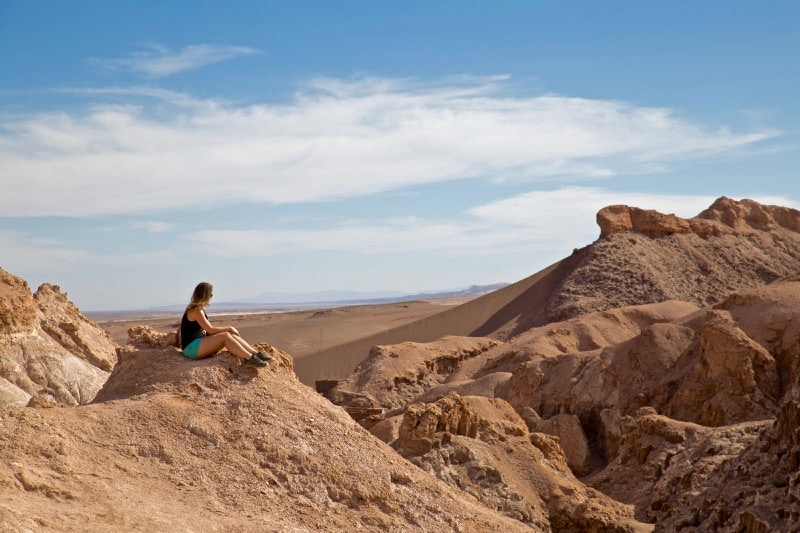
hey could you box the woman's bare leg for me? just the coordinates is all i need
[198,332,253,360]
[231,333,259,354]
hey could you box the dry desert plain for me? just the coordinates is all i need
[93,297,470,386]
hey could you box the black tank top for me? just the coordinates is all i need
[180,309,207,349]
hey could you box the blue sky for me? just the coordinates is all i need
[1,1,798,311]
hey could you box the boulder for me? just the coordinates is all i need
[534,413,594,476]
[398,393,478,456]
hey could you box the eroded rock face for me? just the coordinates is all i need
[395,394,641,531]
[0,268,38,335]
[777,398,800,473]
[597,204,692,238]
[324,336,500,414]
[597,196,800,239]
[34,283,118,371]
[397,393,478,456]
[509,281,800,530]
[550,197,800,323]
[659,310,779,426]
[533,413,594,476]
[644,412,799,531]
[372,277,800,529]
[697,196,800,234]
[323,274,800,530]
[0,270,118,408]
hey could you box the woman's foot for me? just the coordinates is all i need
[244,354,267,367]
[255,351,273,363]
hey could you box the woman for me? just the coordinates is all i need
[180,282,272,367]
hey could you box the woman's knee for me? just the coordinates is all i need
[198,335,225,357]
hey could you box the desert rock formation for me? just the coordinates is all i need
[3,196,800,531]
[321,198,800,530]
[1,338,526,532]
[0,269,117,408]
[300,197,800,383]
[551,196,800,323]
[326,278,800,530]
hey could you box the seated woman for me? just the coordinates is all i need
[180,282,271,367]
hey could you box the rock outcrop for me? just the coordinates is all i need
[397,393,479,455]
[0,269,118,408]
[395,393,643,531]
[322,336,499,418]
[0,343,526,532]
[597,196,800,238]
[327,277,800,530]
[34,283,118,371]
[547,197,800,324]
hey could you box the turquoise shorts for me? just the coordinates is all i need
[183,338,202,359]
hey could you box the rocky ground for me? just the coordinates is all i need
[2,197,800,531]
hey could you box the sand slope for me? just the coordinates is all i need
[298,197,800,384]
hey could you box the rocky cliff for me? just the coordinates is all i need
[320,198,800,531]
[0,269,117,408]
[549,197,800,324]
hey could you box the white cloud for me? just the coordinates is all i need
[0,230,177,277]
[0,77,779,217]
[185,187,800,259]
[187,220,472,257]
[468,187,718,242]
[89,43,261,78]
[468,188,800,249]
[130,220,174,233]
[0,231,90,273]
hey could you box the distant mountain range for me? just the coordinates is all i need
[220,283,509,309]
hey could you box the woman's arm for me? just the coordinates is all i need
[189,308,239,336]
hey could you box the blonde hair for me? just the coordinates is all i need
[187,282,213,310]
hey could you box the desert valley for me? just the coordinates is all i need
[2,196,800,532]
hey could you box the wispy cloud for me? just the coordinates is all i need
[0,230,177,274]
[0,231,90,273]
[0,76,779,217]
[130,220,174,233]
[184,187,800,258]
[89,43,260,78]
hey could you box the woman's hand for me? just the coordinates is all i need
[191,309,238,337]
